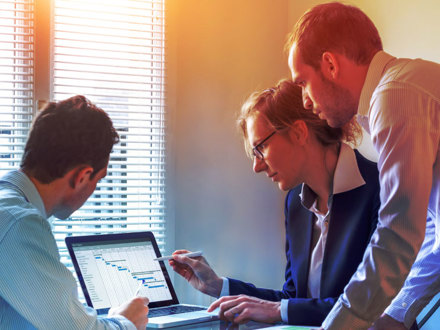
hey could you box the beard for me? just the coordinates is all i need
[317,74,358,128]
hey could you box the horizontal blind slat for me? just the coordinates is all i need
[52,0,167,287]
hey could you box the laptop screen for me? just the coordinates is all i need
[66,232,179,314]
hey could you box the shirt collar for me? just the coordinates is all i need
[333,143,366,194]
[0,170,47,218]
[300,143,366,210]
[357,51,396,117]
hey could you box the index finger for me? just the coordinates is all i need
[172,249,191,255]
[134,296,150,306]
[207,295,239,312]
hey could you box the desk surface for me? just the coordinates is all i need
[159,320,273,329]
[149,320,315,329]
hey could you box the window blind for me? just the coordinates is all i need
[0,0,34,177]
[50,0,166,268]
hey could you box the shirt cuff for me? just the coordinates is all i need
[280,299,289,323]
[384,298,409,326]
[104,315,137,330]
[322,299,372,330]
[385,290,423,328]
[219,277,230,297]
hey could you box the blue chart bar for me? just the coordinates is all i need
[97,256,166,294]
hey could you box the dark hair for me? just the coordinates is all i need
[286,2,383,69]
[238,79,361,157]
[21,95,119,183]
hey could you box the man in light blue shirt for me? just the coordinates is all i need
[0,95,149,329]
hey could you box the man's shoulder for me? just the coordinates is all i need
[377,56,440,96]
[0,184,40,214]
[0,185,47,235]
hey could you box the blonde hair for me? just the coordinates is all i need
[238,79,361,157]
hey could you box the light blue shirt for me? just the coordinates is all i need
[323,51,440,329]
[0,170,136,329]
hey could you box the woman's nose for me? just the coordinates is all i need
[253,156,267,173]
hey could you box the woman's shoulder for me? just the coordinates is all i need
[353,149,380,190]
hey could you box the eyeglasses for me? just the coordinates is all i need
[252,130,277,160]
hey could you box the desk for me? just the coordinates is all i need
[160,320,273,329]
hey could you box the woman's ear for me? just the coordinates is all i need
[321,51,339,80]
[68,165,94,189]
[288,120,309,146]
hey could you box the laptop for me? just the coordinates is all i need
[65,231,219,328]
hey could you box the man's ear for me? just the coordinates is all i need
[321,51,339,80]
[68,165,94,189]
[288,120,309,146]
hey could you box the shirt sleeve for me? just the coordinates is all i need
[281,299,289,323]
[0,213,136,330]
[385,215,440,328]
[219,277,230,297]
[221,278,287,323]
[323,84,439,329]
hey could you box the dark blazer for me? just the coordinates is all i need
[228,150,380,326]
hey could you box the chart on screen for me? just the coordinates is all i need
[73,240,172,309]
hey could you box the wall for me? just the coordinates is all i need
[166,0,291,306]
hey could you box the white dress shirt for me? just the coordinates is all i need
[302,143,365,300]
[323,51,440,329]
[306,203,330,299]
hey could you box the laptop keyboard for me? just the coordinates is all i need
[149,305,206,317]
